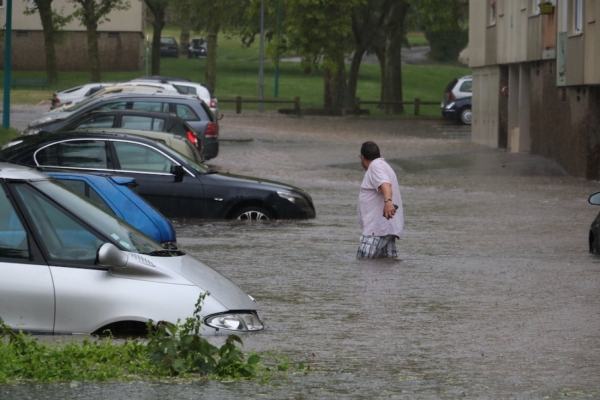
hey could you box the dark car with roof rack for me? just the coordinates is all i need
[23,92,219,160]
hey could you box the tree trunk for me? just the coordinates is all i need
[180,23,190,58]
[86,22,101,82]
[381,2,410,114]
[331,56,348,109]
[347,46,367,106]
[35,0,58,84]
[204,21,219,94]
[151,18,165,75]
[373,41,385,104]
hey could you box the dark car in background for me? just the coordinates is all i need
[441,75,472,125]
[0,132,316,221]
[24,93,220,160]
[188,38,207,58]
[160,37,179,58]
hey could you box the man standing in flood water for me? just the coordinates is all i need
[357,141,404,259]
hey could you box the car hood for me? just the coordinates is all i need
[203,170,307,195]
[110,253,257,311]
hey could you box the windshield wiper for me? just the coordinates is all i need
[144,249,185,257]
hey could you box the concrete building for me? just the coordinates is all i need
[0,0,145,71]
[469,0,600,179]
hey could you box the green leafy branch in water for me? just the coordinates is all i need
[0,293,310,383]
[146,292,260,379]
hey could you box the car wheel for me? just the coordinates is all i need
[459,107,472,125]
[590,231,597,254]
[232,207,273,221]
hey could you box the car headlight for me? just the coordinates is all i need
[445,102,456,110]
[204,313,264,332]
[277,190,309,207]
[22,127,42,136]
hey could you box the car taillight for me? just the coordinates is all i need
[52,97,60,105]
[205,122,217,138]
[210,98,217,108]
[449,92,456,101]
[187,130,200,149]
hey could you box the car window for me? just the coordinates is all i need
[85,86,105,97]
[12,183,104,264]
[174,84,197,96]
[460,80,472,93]
[97,101,127,111]
[132,102,164,113]
[75,115,116,129]
[0,185,29,260]
[122,115,165,131]
[175,104,200,121]
[113,141,175,173]
[36,140,108,169]
[58,179,115,215]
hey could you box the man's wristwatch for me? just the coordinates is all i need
[384,198,393,203]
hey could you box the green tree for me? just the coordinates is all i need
[417,0,468,62]
[24,0,73,84]
[283,0,356,109]
[144,0,170,75]
[172,0,248,94]
[69,0,130,82]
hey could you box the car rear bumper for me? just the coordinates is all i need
[202,139,219,160]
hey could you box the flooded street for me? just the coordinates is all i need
[3,114,600,398]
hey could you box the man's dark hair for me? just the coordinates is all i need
[360,141,381,161]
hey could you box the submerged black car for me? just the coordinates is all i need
[0,132,316,220]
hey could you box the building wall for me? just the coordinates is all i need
[529,60,600,178]
[0,0,145,71]
[0,0,145,32]
[0,31,143,71]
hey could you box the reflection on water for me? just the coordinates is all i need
[6,118,600,399]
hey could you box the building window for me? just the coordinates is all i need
[532,0,540,15]
[573,0,583,34]
[490,0,497,25]
[0,0,4,8]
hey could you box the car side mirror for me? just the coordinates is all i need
[589,192,600,205]
[97,243,128,269]
[171,165,184,182]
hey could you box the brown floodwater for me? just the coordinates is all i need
[3,114,599,399]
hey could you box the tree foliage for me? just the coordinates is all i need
[172,0,249,94]
[415,0,469,62]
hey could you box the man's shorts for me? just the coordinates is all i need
[356,235,398,259]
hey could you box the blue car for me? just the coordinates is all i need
[47,171,177,248]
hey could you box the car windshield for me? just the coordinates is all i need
[32,179,163,254]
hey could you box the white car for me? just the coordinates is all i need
[0,163,264,335]
[51,83,114,110]
[131,77,219,118]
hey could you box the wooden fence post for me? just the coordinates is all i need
[294,97,300,115]
[414,98,420,116]
[354,97,361,116]
[236,96,242,114]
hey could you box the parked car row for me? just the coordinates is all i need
[1,73,317,338]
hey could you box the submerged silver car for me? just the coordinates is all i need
[0,163,264,335]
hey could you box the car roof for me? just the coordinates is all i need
[0,162,47,180]
[134,76,191,82]
[73,108,182,119]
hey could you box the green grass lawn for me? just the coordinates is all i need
[1,32,470,119]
